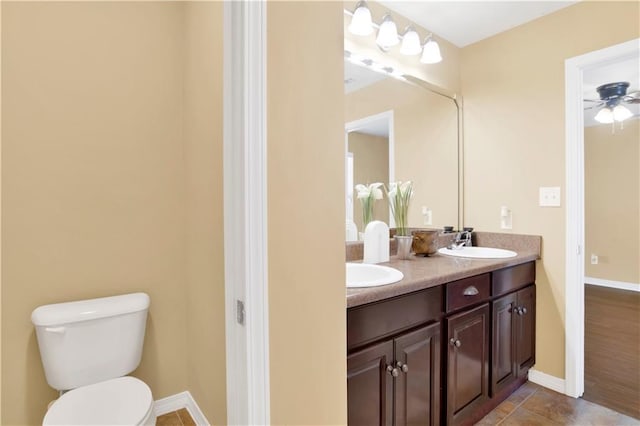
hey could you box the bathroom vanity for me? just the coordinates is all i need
[346,233,540,426]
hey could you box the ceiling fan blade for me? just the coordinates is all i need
[623,91,640,104]
[583,101,604,110]
[583,99,602,103]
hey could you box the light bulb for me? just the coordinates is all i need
[400,26,422,56]
[594,107,614,124]
[613,104,632,122]
[348,1,373,36]
[376,14,399,49]
[420,36,442,64]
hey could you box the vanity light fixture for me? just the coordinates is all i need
[344,50,405,79]
[345,6,444,63]
[400,26,422,56]
[420,34,443,64]
[348,1,373,36]
[376,14,399,49]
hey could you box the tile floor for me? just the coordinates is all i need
[157,383,640,426]
[476,382,640,425]
[156,408,196,426]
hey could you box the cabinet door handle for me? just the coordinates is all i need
[521,307,527,315]
[396,361,409,373]
[463,286,479,296]
[386,364,400,377]
[450,338,461,348]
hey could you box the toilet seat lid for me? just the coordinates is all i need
[43,376,153,425]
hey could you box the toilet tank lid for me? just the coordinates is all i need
[32,292,150,327]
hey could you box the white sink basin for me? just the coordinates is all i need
[437,246,517,259]
[346,263,404,288]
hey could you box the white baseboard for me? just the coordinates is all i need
[154,391,210,425]
[585,276,640,293]
[528,368,566,395]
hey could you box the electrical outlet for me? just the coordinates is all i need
[539,187,561,207]
[500,206,512,230]
[422,206,432,226]
[590,254,598,265]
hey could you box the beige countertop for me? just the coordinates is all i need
[346,232,541,308]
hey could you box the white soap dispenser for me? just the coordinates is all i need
[363,220,390,264]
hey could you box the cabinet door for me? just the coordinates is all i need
[394,323,441,426]
[492,292,518,396]
[446,303,490,425]
[516,285,536,377]
[347,340,394,426]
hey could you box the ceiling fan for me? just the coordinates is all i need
[584,81,640,123]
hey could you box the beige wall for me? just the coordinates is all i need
[267,2,347,425]
[346,77,459,229]
[461,1,640,379]
[183,3,226,424]
[585,120,640,284]
[2,3,226,424]
[349,132,389,230]
[344,1,461,93]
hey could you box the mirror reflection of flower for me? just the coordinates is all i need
[386,181,414,236]
[355,182,383,231]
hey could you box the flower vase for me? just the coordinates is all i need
[395,235,413,260]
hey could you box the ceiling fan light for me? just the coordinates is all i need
[376,14,399,49]
[420,36,442,64]
[613,104,633,121]
[400,26,422,56]
[348,1,373,36]
[594,107,614,124]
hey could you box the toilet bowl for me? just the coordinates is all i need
[43,377,155,426]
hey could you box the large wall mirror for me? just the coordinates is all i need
[344,54,462,240]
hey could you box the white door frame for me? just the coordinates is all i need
[223,1,270,424]
[564,37,639,399]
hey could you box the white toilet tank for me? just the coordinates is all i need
[31,292,150,391]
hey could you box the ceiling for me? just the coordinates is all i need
[377,1,578,47]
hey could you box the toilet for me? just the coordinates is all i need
[31,292,156,425]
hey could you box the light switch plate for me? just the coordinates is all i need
[539,187,561,207]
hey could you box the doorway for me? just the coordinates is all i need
[564,38,640,402]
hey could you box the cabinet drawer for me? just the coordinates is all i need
[347,286,442,351]
[492,262,535,297]
[446,274,490,313]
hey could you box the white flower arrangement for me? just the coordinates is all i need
[355,182,383,230]
[386,181,413,236]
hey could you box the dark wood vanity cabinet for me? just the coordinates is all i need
[347,323,441,426]
[394,323,441,426]
[445,303,490,425]
[347,340,394,426]
[491,263,536,396]
[347,261,536,426]
[515,285,536,377]
[347,287,442,426]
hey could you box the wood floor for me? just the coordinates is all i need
[156,408,196,426]
[584,284,640,420]
[476,381,639,425]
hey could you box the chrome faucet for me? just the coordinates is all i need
[449,230,473,250]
